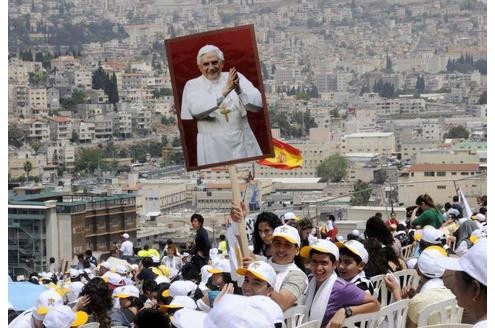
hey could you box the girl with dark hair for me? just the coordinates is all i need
[76,277,113,328]
[252,212,283,258]
[365,216,402,258]
[111,285,144,327]
[411,193,444,228]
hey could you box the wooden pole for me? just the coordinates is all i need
[228,165,250,257]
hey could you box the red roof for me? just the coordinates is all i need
[48,116,71,123]
[407,163,479,172]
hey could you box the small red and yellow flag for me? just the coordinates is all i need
[257,138,303,170]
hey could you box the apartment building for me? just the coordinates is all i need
[398,163,484,206]
[8,190,137,278]
[340,132,396,156]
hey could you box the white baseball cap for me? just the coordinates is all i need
[438,238,487,286]
[417,246,448,278]
[122,233,130,239]
[103,272,125,286]
[68,268,81,279]
[113,285,140,299]
[421,226,444,244]
[236,261,277,287]
[172,308,208,328]
[155,275,171,285]
[351,229,360,236]
[100,261,112,270]
[203,294,283,328]
[162,295,197,310]
[300,239,339,261]
[42,305,88,328]
[336,239,369,264]
[115,265,128,275]
[207,259,231,274]
[282,212,299,223]
[336,235,344,242]
[170,280,198,297]
[469,229,485,244]
[33,290,63,319]
[475,213,486,222]
[271,225,301,247]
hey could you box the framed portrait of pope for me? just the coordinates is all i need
[165,25,274,171]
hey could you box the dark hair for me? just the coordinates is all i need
[416,194,435,208]
[381,246,402,271]
[124,296,144,310]
[365,216,395,246]
[49,257,55,263]
[397,224,406,232]
[191,213,204,225]
[134,308,171,328]
[347,233,358,241]
[79,278,113,328]
[309,249,337,264]
[479,207,486,215]
[181,263,200,282]
[253,212,283,256]
[219,234,226,241]
[85,250,93,256]
[327,214,335,222]
[141,257,153,268]
[297,218,313,231]
[339,247,363,264]
[143,244,150,250]
[444,202,452,210]
[364,238,390,277]
[453,195,459,202]
[375,213,383,219]
[156,283,172,305]
[142,279,158,294]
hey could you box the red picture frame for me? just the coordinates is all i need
[165,25,274,171]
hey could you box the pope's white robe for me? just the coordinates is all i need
[181,72,263,166]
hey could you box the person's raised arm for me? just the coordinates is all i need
[327,293,380,328]
[270,289,297,312]
[181,77,230,120]
[236,72,262,111]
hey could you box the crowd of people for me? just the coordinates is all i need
[8,193,487,328]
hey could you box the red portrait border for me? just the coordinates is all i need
[165,24,274,171]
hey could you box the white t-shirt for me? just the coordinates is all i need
[8,308,35,328]
[120,240,134,256]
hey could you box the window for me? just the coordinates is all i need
[437,172,446,176]
[437,185,446,189]
[424,172,435,177]
[461,172,469,176]
[451,172,457,175]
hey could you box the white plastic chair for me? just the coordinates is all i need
[342,311,380,328]
[419,324,472,328]
[370,274,389,306]
[416,297,463,327]
[295,320,320,328]
[392,269,420,290]
[79,323,100,328]
[401,244,413,259]
[284,305,306,328]
[376,298,410,328]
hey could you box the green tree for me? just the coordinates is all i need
[415,75,425,94]
[71,130,79,143]
[23,161,33,181]
[108,73,119,104]
[31,140,42,154]
[74,148,106,173]
[385,53,393,73]
[444,126,469,139]
[316,154,348,182]
[92,66,107,89]
[350,180,371,205]
[9,124,24,147]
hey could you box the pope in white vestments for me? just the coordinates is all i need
[181,44,263,166]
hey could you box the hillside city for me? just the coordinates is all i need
[7,0,486,278]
